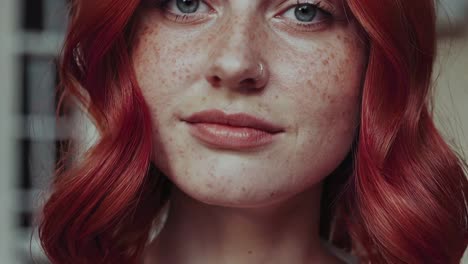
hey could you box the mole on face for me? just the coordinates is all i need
[131,1,366,207]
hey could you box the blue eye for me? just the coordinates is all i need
[157,0,210,15]
[283,2,332,24]
[294,4,318,22]
[175,0,200,13]
[152,0,212,23]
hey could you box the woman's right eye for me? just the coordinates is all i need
[164,0,211,15]
[150,0,212,23]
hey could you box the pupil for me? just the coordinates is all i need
[294,4,317,22]
[176,0,199,13]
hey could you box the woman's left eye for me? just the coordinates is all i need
[280,2,333,27]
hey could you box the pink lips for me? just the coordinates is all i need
[182,109,284,150]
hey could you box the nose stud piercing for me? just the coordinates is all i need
[255,62,264,81]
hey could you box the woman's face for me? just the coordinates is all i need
[132,0,366,207]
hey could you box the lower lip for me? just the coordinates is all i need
[186,123,280,150]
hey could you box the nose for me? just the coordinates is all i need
[205,18,269,92]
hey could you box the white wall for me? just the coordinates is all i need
[435,30,468,156]
[0,0,19,263]
[434,26,468,264]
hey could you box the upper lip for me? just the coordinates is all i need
[182,109,285,134]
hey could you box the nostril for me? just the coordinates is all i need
[208,76,222,87]
[240,78,256,85]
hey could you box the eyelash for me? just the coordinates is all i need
[154,0,210,23]
[282,0,334,31]
[152,0,335,30]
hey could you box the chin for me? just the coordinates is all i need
[169,172,315,210]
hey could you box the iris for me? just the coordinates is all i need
[176,0,199,13]
[294,4,317,22]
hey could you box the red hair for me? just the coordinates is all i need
[38,0,468,263]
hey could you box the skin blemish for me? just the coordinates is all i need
[320,92,327,101]
[334,74,339,82]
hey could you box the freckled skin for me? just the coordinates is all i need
[131,1,366,208]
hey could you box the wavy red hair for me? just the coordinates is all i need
[38,0,468,263]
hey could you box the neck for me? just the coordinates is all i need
[144,183,339,264]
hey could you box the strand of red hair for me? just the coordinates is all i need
[342,0,468,262]
[39,0,170,263]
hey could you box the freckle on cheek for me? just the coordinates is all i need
[343,36,352,46]
[320,92,327,101]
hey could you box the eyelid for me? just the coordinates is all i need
[281,3,332,24]
[269,1,336,33]
[276,0,337,17]
[163,0,213,15]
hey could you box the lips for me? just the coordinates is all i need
[182,109,284,134]
[181,109,284,150]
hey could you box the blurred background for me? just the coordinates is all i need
[0,0,467,263]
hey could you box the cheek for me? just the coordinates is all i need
[132,20,198,106]
[276,32,365,171]
[281,33,365,126]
